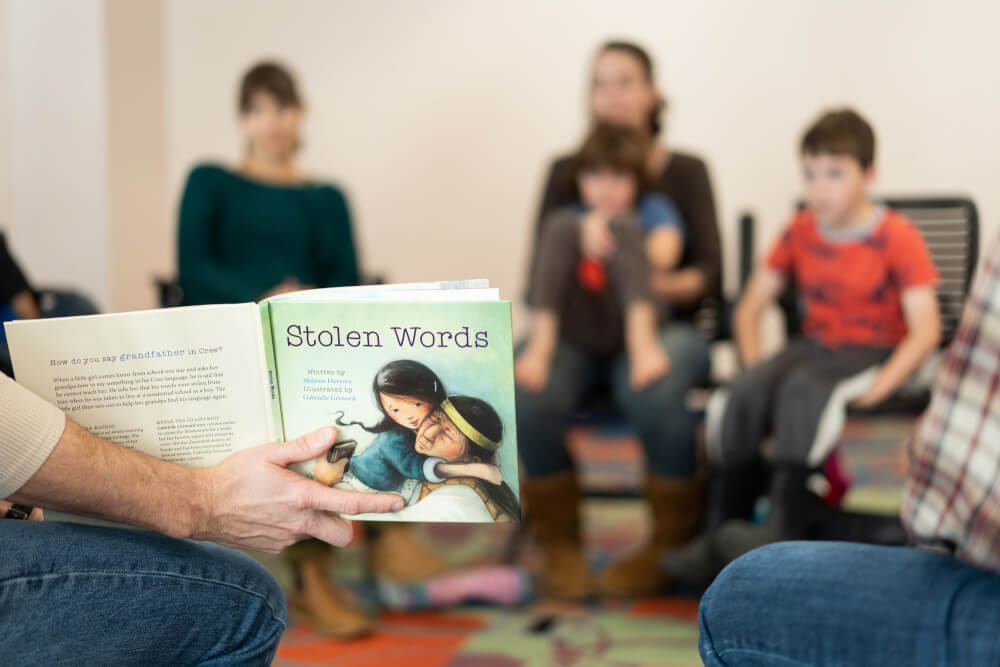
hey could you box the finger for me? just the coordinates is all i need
[268,426,338,466]
[304,485,404,515]
[304,512,356,547]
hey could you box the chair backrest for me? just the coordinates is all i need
[154,277,185,308]
[741,197,979,347]
[885,198,979,344]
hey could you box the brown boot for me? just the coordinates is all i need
[522,471,591,601]
[596,473,705,598]
[371,523,451,583]
[289,556,371,639]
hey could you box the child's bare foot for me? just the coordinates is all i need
[515,345,553,393]
[629,342,670,391]
[313,453,350,486]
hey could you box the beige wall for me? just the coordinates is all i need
[106,0,169,311]
[3,0,112,309]
[163,0,1000,324]
[0,1,10,231]
[2,1,999,316]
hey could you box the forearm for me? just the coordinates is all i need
[734,303,763,367]
[864,331,940,402]
[645,229,683,272]
[651,266,706,305]
[437,462,501,484]
[527,310,559,348]
[9,419,205,539]
[625,302,659,351]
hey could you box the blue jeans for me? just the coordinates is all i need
[516,322,710,479]
[0,521,286,666]
[699,541,1000,666]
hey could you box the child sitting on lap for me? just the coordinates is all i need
[515,123,685,393]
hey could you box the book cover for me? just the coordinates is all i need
[4,282,519,524]
[265,299,519,523]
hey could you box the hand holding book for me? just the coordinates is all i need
[193,425,403,552]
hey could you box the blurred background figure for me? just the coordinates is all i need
[176,60,373,637]
[177,61,359,305]
[516,40,721,601]
[0,233,98,377]
[3,2,999,663]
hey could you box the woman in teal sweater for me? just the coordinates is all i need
[178,63,359,306]
[177,62,373,638]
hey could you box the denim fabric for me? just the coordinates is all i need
[516,322,710,478]
[699,541,1000,666]
[0,521,286,666]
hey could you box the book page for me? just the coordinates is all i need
[265,299,519,523]
[264,279,492,303]
[5,303,274,468]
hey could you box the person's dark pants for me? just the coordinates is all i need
[0,521,286,666]
[516,322,711,479]
[699,541,1000,666]
[716,338,891,466]
[531,208,653,355]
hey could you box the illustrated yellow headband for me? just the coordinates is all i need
[441,398,500,452]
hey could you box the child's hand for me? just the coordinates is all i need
[313,450,350,486]
[629,341,671,391]
[580,212,615,260]
[514,344,553,393]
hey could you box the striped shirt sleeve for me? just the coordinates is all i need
[0,374,66,499]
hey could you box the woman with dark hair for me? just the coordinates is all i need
[517,41,722,600]
[176,61,369,638]
[177,61,359,305]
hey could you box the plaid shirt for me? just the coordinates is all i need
[902,233,1000,570]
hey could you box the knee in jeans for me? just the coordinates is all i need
[703,544,790,613]
[516,387,572,423]
[229,557,287,655]
[661,329,710,383]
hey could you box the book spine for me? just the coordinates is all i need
[258,302,286,441]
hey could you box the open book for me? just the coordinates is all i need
[5,280,519,523]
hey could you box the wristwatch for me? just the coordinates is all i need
[4,504,34,520]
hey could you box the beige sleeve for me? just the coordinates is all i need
[0,374,67,499]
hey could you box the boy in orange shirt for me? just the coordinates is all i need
[665,109,941,586]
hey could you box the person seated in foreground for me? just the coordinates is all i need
[698,228,1000,667]
[664,108,941,588]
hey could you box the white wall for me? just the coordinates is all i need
[106,0,169,311]
[2,1,997,316]
[2,0,112,310]
[0,0,10,231]
[164,0,1000,321]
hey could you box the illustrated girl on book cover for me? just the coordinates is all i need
[312,360,503,493]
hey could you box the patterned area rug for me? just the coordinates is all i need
[259,415,916,666]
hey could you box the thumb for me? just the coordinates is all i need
[269,426,338,466]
